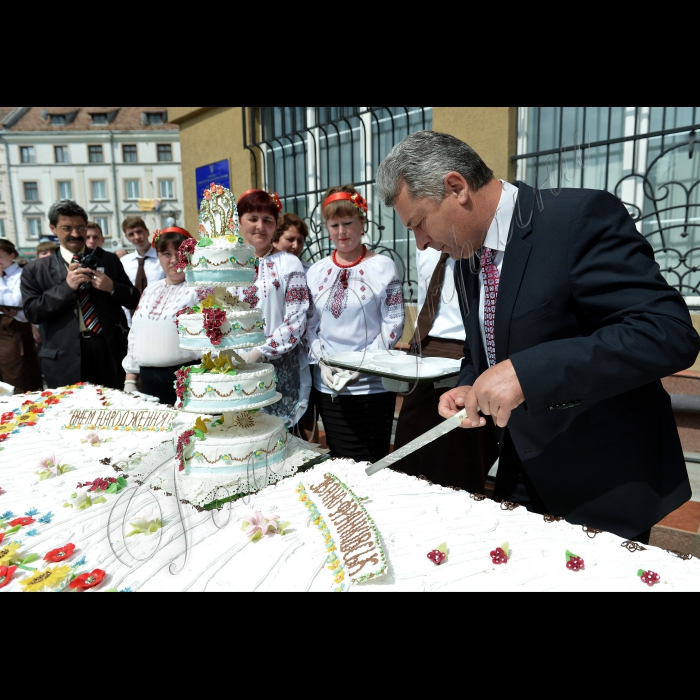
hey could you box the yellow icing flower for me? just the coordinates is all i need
[334,571,345,584]
[299,494,307,502]
[199,295,218,309]
[213,354,233,374]
[201,351,215,370]
[0,542,21,566]
[20,564,72,592]
[193,416,211,434]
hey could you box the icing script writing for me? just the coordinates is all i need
[64,408,175,431]
[308,473,386,581]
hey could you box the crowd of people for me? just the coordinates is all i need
[0,186,410,464]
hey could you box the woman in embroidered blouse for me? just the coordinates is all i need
[0,239,42,393]
[228,189,311,429]
[306,185,405,463]
[122,230,201,404]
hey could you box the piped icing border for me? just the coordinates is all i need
[297,472,388,591]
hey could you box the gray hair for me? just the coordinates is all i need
[375,130,494,207]
[48,199,87,226]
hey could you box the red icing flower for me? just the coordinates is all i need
[8,517,35,527]
[22,421,36,427]
[174,367,192,407]
[202,308,226,345]
[21,400,33,406]
[45,397,60,404]
[0,565,17,588]
[44,543,76,563]
[29,407,44,414]
[0,434,9,442]
[176,429,196,472]
[175,238,197,271]
[69,568,106,591]
[41,391,53,396]
[2,412,14,421]
[427,549,446,565]
[0,532,4,545]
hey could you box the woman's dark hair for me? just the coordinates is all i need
[273,212,309,243]
[155,232,188,253]
[0,239,19,258]
[237,189,279,221]
[48,199,88,226]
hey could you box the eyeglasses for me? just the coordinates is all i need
[59,226,87,234]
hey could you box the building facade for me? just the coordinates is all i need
[0,107,183,256]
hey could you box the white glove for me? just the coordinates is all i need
[124,379,138,393]
[333,370,361,394]
[319,360,341,390]
[237,347,266,364]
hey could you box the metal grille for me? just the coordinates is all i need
[513,107,700,297]
[242,107,432,303]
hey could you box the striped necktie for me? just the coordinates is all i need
[72,255,102,334]
[480,246,499,366]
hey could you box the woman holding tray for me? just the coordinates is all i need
[122,228,201,404]
[227,189,311,430]
[306,185,405,463]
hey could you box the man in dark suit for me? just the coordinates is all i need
[21,200,140,390]
[376,130,700,543]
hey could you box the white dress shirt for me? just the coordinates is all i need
[120,246,164,326]
[415,248,465,341]
[478,180,518,361]
[0,262,28,323]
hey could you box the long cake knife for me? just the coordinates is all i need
[365,408,468,476]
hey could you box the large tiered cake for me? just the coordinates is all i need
[173,184,289,485]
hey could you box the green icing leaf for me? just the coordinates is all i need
[437,542,448,555]
[105,482,119,495]
[502,542,510,557]
[197,236,213,248]
[225,369,237,376]
[637,569,645,577]
[566,549,577,561]
[117,476,128,488]
[103,587,119,592]
[278,521,291,536]
[190,366,207,374]
[5,525,21,536]
[78,496,93,510]
[193,429,205,439]
[21,553,39,565]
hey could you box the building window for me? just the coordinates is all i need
[57,181,73,200]
[91,114,108,125]
[159,179,174,199]
[91,180,107,201]
[50,114,66,126]
[88,145,104,163]
[125,179,140,199]
[122,145,137,163]
[23,182,39,202]
[27,217,42,239]
[54,145,69,163]
[95,216,110,237]
[20,146,35,164]
[146,112,165,125]
[157,144,172,162]
[0,220,4,237]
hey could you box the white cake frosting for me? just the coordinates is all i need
[178,362,278,412]
[177,411,288,476]
[177,305,266,350]
[0,386,698,592]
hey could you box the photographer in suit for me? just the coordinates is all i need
[21,200,140,389]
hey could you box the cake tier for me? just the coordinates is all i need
[178,307,266,350]
[184,237,257,288]
[179,363,277,413]
[179,413,288,476]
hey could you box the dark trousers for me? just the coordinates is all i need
[80,332,125,390]
[0,316,42,393]
[493,428,651,545]
[141,362,198,406]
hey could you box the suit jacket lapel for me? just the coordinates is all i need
[457,254,488,375]
[495,182,533,364]
[50,248,67,283]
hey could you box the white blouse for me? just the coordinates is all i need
[122,278,201,373]
[306,253,405,395]
[227,251,310,358]
[0,262,28,323]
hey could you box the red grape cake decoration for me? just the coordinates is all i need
[490,542,509,564]
[637,569,661,586]
[565,549,585,571]
[427,542,448,565]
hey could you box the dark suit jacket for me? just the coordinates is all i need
[20,247,140,389]
[455,181,700,538]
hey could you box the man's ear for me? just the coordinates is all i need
[444,171,469,204]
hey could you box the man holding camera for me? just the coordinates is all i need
[21,200,141,389]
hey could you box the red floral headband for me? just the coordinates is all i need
[322,191,368,215]
[152,227,193,247]
[238,189,283,213]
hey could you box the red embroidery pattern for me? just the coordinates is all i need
[481,246,500,366]
[285,287,310,304]
[330,269,349,319]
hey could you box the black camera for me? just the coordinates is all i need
[77,252,100,292]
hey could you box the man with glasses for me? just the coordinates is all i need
[20,200,140,389]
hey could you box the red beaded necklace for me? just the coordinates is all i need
[332,244,367,269]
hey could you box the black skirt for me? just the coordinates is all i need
[318,390,396,464]
[140,361,198,406]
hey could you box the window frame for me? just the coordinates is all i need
[26,216,43,239]
[123,178,141,200]
[91,113,108,126]
[50,114,66,126]
[158,178,175,199]
[94,216,110,238]
[19,146,35,164]
[122,144,138,163]
[156,144,173,162]
[22,180,40,202]
[54,145,70,163]
[56,180,74,201]
[88,144,104,163]
[90,179,108,201]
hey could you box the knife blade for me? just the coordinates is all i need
[365,408,468,476]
